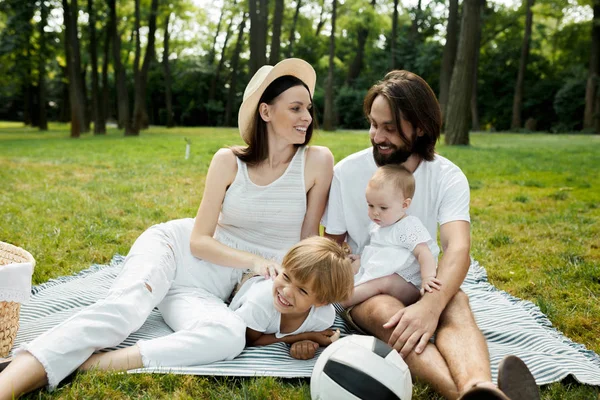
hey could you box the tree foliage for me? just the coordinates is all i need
[0,0,595,134]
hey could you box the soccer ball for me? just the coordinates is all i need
[310,335,412,400]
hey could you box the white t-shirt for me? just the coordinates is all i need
[356,216,436,287]
[229,276,335,338]
[322,147,470,259]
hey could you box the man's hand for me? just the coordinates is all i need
[290,340,319,360]
[383,300,442,358]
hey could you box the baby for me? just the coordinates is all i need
[341,164,441,309]
[229,236,354,360]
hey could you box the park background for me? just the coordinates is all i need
[1,0,599,398]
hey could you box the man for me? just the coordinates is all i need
[322,71,539,400]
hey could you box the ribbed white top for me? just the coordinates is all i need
[214,146,307,263]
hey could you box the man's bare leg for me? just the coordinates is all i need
[0,352,48,400]
[435,291,494,393]
[351,294,460,399]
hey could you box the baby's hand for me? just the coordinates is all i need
[290,340,319,360]
[421,276,442,295]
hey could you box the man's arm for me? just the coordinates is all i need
[385,220,470,357]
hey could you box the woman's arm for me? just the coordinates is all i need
[190,149,277,276]
[300,146,334,239]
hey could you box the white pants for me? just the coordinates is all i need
[20,219,246,390]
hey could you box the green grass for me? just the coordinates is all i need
[1,121,599,399]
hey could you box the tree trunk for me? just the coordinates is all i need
[249,0,268,75]
[133,0,141,93]
[346,0,375,84]
[59,66,70,122]
[410,0,422,41]
[88,0,105,134]
[314,0,326,36]
[269,0,284,64]
[131,0,158,134]
[584,0,600,132]
[444,0,484,145]
[471,22,482,132]
[209,5,225,65]
[64,0,86,138]
[438,0,459,121]
[108,0,133,134]
[210,11,235,101]
[391,0,399,69]
[511,0,534,130]
[38,0,48,131]
[163,12,174,128]
[323,0,336,131]
[102,22,111,126]
[287,0,302,57]
[224,12,248,127]
[22,3,34,127]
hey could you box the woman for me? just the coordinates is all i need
[0,58,334,399]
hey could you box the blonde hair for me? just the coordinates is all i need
[282,236,354,304]
[369,165,415,198]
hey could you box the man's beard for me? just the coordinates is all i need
[372,138,413,166]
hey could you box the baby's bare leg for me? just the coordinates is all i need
[341,274,420,308]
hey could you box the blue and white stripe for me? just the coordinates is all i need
[11,256,600,385]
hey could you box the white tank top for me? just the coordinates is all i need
[214,146,307,264]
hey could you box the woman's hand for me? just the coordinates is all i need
[250,258,280,280]
[290,340,319,360]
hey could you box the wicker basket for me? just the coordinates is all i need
[0,241,35,358]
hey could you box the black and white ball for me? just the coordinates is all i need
[311,335,412,400]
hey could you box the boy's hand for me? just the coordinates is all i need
[306,329,338,346]
[420,276,442,295]
[290,340,319,360]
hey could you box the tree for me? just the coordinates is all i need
[438,0,459,120]
[37,0,48,131]
[511,0,535,130]
[108,0,133,134]
[132,0,159,134]
[88,0,105,134]
[63,0,87,137]
[286,0,302,57]
[224,12,248,127]
[208,4,225,65]
[584,0,600,132]
[163,12,174,128]
[346,0,376,84]
[269,0,284,64]
[209,6,235,100]
[249,0,268,74]
[445,0,485,145]
[323,0,336,131]
[390,0,399,69]
[102,21,111,125]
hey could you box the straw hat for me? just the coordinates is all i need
[238,58,317,144]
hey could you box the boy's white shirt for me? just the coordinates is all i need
[229,276,335,338]
[322,147,471,257]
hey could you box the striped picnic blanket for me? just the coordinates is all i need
[11,255,600,386]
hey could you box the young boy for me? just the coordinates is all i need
[340,165,441,309]
[229,236,354,360]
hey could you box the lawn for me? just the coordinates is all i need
[1,121,599,399]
